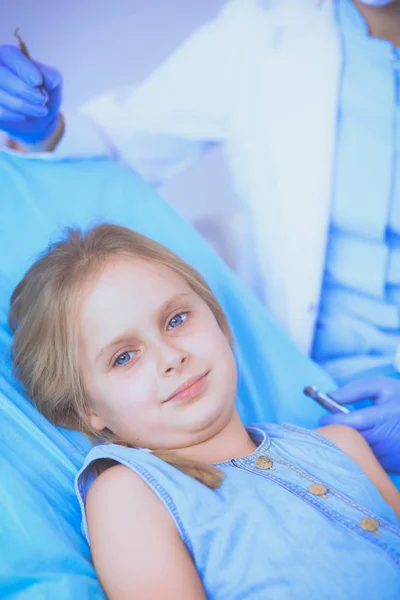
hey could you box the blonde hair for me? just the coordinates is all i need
[9,224,233,489]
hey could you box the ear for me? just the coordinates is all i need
[85,408,107,432]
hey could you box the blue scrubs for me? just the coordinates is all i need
[312,0,400,384]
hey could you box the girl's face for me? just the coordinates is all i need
[78,258,237,450]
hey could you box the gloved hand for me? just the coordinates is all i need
[0,45,62,143]
[320,377,400,473]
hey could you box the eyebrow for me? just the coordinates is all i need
[161,292,190,315]
[95,292,191,363]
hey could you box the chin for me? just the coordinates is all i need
[187,398,232,437]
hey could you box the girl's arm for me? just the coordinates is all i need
[317,424,400,520]
[86,464,207,600]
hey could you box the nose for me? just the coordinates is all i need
[158,340,189,376]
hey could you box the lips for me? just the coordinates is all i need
[165,371,209,403]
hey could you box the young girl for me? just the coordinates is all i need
[9,224,400,600]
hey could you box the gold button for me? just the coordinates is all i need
[254,455,273,470]
[360,517,380,533]
[308,483,328,497]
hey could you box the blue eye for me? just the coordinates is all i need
[113,351,135,367]
[167,312,188,330]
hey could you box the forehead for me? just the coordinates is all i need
[80,258,193,317]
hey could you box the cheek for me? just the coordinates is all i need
[111,372,156,408]
[197,323,236,374]
[106,373,165,445]
[86,367,159,422]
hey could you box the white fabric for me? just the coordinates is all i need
[2,0,342,355]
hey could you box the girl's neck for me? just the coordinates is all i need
[353,0,400,47]
[172,410,258,465]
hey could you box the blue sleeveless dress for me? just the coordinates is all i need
[76,423,400,599]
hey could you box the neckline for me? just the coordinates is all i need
[214,426,271,467]
[96,425,272,466]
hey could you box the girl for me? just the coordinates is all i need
[9,224,400,600]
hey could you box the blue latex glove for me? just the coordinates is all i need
[0,45,62,143]
[320,377,400,473]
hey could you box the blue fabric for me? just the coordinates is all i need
[77,424,400,599]
[312,0,400,384]
[0,151,334,598]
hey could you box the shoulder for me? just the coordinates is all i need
[84,462,177,545]
[84,466,207,599]
[316,423,362,445]
[82,465,205,600]
[85,464,182,558]
[317,425,400,518]
[316,424,376,467]
[86,463,159,515]
[315,424,367,457]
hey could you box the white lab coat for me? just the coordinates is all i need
[48,0,343,355]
